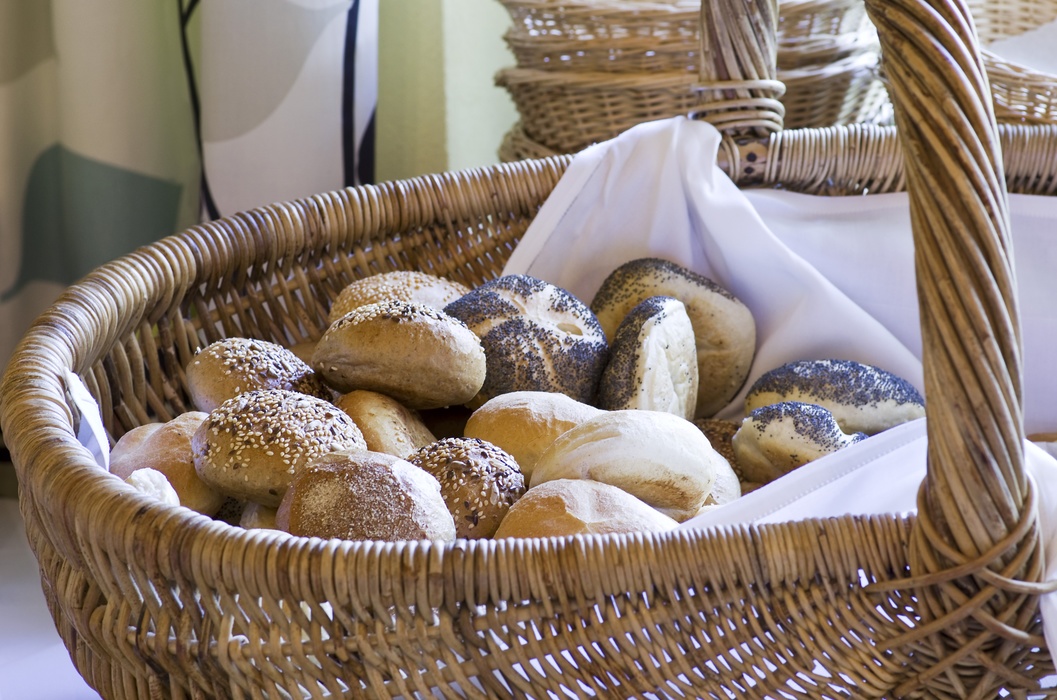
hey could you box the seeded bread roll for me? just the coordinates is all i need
[531,409,724,521]
[744,359,925,435]
[406,437,526,539]
[192,389,368,508]
[186,337,331,413]
[591,258,756,419]
[275,450,456,542]
[313,300,486,409]
[732,401,867,484]
[328,271,472,324]
[463,391,603,481]
[444,274,608,407]
[110,412,226,516]
[493,479,679,539]
[335,390,436,459]
[597,295,699,420]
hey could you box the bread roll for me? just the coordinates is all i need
[186,337,331,413]
[590,258,755,418]
[312,300,486,409]
[335,390,436,459]
[597,295,698,420]
[275,450,456,542]
[463,391,603,480]
[124,468,181,507]
[110,411,225,516]
[443,274,608,407]
[493,479,678,539]
[406,437,525,539]
[531,410,723,521]
[732,400,867,483]
[329,271,471,324]
[240,502,278,530]
[744,358,925,435]
[192,389,367,508]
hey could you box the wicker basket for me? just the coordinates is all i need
[496,0,890,154]
[3,0,1056,697]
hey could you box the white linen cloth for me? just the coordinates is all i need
[502,115,1057,655]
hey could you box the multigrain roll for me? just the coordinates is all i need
[493,479,679,539]
[443,274,608,407]
[192,389,367,508]
[732,401,867,484]
[312,300,486,409]
[531,409,724,521]
[590,258,756,418]
[406,437,526,539]
[597,295,698,420]
[275,450,456,542]
[335,390,436,459]
[110,411,226,516]
[186,337,331,413]
[744,358,925,435]
[328,271,471,324]
[463,391,603,481]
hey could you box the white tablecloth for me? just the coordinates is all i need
[0,497,101,699]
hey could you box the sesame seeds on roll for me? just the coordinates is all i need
[328,271,471,325]
[191,388,367,508]
[186,336,331,413]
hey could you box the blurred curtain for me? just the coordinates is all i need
[0,0,378,375]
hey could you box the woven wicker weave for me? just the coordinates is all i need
[496,0,890,154]
[3,0,1056,697]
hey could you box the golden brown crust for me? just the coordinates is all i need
[334,390,436,459]
[493,479,678,539]
[110,411,225,516]
[463,391,602,480]
[313,300,486,409]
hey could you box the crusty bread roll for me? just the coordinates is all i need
[406,437,526,539]
[590,258,756,419]
[239,502,279,530]
[463,391,603,481]
[186,337,331,413]
[110,411,226,516]
[732,400,866,484]
[328,271,471,324]
[192,389,367,508]
[493,479,679,539]
[275,450,456,542]
[597,295,698,420]
[443,274,608,407]
[124,467,181,507]
[312,300,486,409]
[335,390,436,459]
[744,358,925,435]
[531,409,724,521]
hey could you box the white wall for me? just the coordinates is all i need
[376,0,518,183]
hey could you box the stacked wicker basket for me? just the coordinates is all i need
[6,0,1057,697]
[497,0,892,160]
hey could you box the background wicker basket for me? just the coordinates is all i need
[3,0,1056,697]
[495,0,891,157]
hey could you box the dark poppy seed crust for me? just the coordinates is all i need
[746,401,868,453]
[748,359,924,408]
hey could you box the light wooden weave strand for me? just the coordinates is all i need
[866,0,1051,697]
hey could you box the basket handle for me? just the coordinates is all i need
[694,0,785,137]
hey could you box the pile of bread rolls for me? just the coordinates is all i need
[113,259,925,540]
